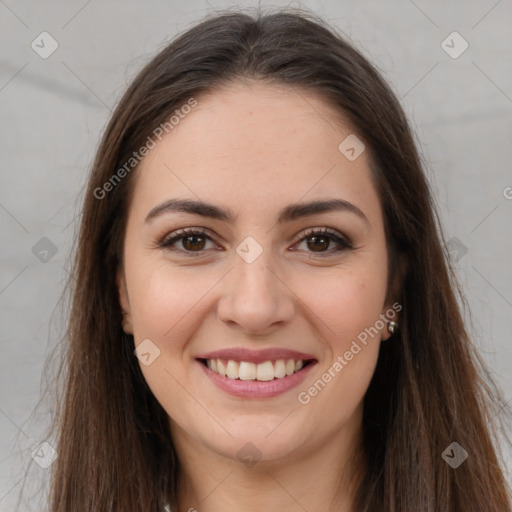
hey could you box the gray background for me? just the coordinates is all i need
[1,0,511,509]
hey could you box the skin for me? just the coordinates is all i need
[117,80,395,512]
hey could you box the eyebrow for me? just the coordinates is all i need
[145,198,370,227]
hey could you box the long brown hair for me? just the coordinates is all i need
[35,7,511,511]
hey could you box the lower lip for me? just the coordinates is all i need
[197,360,317,399]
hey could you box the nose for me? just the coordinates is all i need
[216,250,295,335]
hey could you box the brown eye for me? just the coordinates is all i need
[306,234,330,252]
[295,227,353,256]
[182,234,206,251]
[159,228,216,255]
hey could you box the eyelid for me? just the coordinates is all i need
[295,226,351,244]
[159,227,220,249]
[292,226,354,255]
[158,226,353,255]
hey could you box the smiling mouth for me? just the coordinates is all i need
[198,358,315,381]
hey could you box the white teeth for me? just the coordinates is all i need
[226,360,239,379]
[217,359,227,377]
[274,359,286,378]
[238,361,256,381]
[205,358,308,381]
[256,361,274,381]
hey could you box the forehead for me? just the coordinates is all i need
[130,81,381,224]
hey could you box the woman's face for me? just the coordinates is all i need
[118,81,393,466]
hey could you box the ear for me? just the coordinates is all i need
[380,306,399,341]
[380,297,402,341]
[381,251,407,341]
[116,268,133,335]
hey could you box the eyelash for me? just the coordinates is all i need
[158,227,353,257]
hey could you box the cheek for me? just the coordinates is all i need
[299,261,388,346]
[126,262,219,423]
[292,261,387,411]
[128,260,219,344]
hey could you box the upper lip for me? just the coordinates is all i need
[196,348,317,364]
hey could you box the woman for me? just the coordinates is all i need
[44,8,511,512]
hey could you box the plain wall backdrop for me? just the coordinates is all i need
[1,0,511,509]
